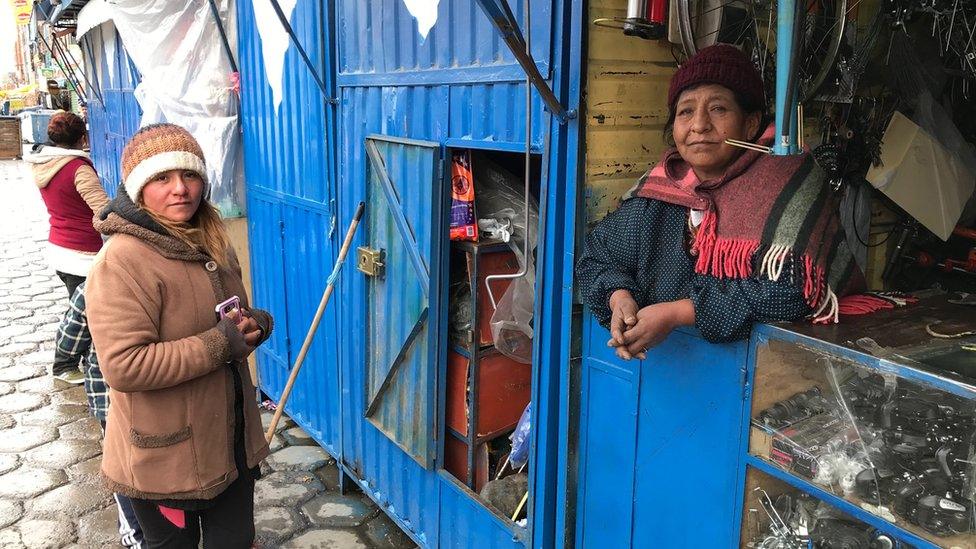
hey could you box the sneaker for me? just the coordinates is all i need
[53,369,85,385]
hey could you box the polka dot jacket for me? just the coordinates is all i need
[577,197,812,343]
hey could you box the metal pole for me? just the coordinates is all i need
[37,30,87,107]
[207,0,239,74]
[485,0,533,309]
[54,34,102,105]
[774,0,797,155]
[265,201,366,442]
[266,0,333,102]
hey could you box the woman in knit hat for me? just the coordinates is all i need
[24,111,109,384]
[578,44,864,359]
[86,123,273,547]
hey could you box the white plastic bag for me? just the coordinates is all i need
[473,154,538,364]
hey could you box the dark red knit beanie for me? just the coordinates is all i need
[668,44,765,113]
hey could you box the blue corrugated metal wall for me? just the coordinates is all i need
[335,3,548,546]
[237,0,342,455]
[239,0,585,546]
[81,25,141,196]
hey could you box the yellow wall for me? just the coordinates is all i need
[585,0,679,228]
[226,217,252,296]
[225,216,259,383]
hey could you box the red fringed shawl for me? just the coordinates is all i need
[625,127,873,323]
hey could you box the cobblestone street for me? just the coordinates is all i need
[0,159,415,548]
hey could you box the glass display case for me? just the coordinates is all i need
[743,295,976,548]
[741,468,911,548]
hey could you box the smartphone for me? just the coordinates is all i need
[215,295,241,321]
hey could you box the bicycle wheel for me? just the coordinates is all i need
[674,0,847,103]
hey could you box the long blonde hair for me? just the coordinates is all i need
[145,200,231,267]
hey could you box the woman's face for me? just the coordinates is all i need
[672,84,760,181]
[141,170,205,223]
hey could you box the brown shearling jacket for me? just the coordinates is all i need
[86,211,270,501]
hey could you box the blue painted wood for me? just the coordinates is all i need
[238,0,582,544]
[336,63,547,88]
[246,196,291,376]
[80,25,141,196]
[237,0,341,453]
[632,328,748,547]
[535,1,585,543]
[577,318,748,547]
[576,318,640,547]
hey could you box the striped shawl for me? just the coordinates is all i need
[625,128,865,323]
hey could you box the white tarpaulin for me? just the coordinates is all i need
[76,0,246,217]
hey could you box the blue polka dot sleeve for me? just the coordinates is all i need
[577,200,643,326]
[578,197,811,342]
[690,274,812,343]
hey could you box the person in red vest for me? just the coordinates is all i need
[25,111,108,384]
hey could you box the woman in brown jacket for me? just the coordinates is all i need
[86,124,272,548]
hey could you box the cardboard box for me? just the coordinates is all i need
[0,117,21,160]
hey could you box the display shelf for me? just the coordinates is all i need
[450,239,512,255]
[743,295,976,549]
[741,465,911,548]
[747,456,945,548]
[445,240,529,490]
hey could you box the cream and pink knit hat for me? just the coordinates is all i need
[120,123,208,202]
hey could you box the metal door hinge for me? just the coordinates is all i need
[356,247,385,278]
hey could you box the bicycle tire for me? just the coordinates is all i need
[674,0,847,103]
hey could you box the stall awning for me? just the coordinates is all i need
[35,0,90,28]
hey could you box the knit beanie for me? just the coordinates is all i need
[667,44,765,113]
[120,123,208,202]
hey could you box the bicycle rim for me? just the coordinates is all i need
[674,0,848,103]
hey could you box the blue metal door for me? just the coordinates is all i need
[237,0,341,452]
[576,319,748,547]
[361,135,446,468]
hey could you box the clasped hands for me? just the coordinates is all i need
[606,290,692,361]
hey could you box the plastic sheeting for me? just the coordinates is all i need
[77,0,245,217]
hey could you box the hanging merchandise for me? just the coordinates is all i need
[593,0,667,40]
[450,150,478,242]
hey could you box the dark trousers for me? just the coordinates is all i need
[53,272,87,375]
[129,473,256,549]
[56,271,85,298]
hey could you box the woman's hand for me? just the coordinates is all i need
[613,299,696,361]
[235,309,263,347]
[606,290,639,349]
[223,310,261,358]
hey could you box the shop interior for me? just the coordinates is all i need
[442,148,542,526]
[583,0,976,547]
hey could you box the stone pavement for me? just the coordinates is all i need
[0,159,416,548]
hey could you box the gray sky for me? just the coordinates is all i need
[0,3,17,79]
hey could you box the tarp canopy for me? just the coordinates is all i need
[76,0,245,216]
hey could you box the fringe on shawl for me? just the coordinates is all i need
[692,210,897,324]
